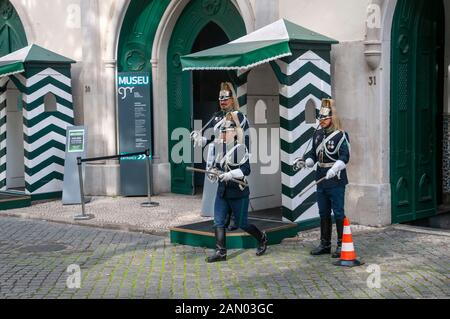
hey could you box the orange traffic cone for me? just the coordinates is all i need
[333,218,363,267]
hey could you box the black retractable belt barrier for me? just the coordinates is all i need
[74,149,158,221]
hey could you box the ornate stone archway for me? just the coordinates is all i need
[116,0,253,194]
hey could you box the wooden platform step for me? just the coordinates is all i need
[170,218,299,249]
[0,192,32,211]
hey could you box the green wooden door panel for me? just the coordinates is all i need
[167,0,246,195]
[391,0,444,223]
[391,0,416,222]
[415,29,435,215]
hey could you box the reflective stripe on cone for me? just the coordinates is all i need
[333,217,363,267]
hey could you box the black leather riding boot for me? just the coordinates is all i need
[310,218,332,255]
[332,219,345,258]
[244,224,268,256]
[207,227,227,263]
[226,213,238,231]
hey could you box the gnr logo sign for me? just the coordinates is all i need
[118,86,135,100]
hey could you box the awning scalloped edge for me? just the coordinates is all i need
[0,69,25,78]
[182,52,292,71]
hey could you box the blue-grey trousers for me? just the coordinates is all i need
[317,186,346,220]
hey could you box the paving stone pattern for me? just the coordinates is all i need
[0,217,448,299]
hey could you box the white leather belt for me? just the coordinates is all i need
[318,162,334,168]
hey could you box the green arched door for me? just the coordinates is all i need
[167,0,246,195]
[0,0,27,57]
[391,0,445,223]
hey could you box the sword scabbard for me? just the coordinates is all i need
[186,167,248,188]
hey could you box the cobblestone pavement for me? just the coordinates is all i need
[0,217,448,299]
[2,194,208,235]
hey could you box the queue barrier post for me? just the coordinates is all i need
[141,149,160,208]
[74,156,94,221]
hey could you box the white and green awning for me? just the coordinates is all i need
[181,19,338,71]
[0,44,75,78]
[0,61,25,77]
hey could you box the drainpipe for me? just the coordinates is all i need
[364,0,383,70]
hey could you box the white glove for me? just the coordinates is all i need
[219,172,233,182]
[219,169,244,182]
[305,158,315,168]
[194,136,207,147]
[326,169,337,180]
[190,131,206,147]
[326,160,346,180]
[190,130,201,140]
[196,137,207,147]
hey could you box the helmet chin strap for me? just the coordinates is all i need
[320,118,334,131]
[324,123,335,133]
[221,105,233,113]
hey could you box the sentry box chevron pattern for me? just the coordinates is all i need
[272,49,333,224]
[0,45,75,200]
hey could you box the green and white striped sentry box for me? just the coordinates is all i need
[0,45,75,200]
[273,48,334,225]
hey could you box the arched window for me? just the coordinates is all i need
[254,99,267,124]
[305,99,317,124]
[44,92,57,112]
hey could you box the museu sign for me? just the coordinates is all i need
[117,72,152,196]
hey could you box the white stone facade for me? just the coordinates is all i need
[8,0,450,226]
